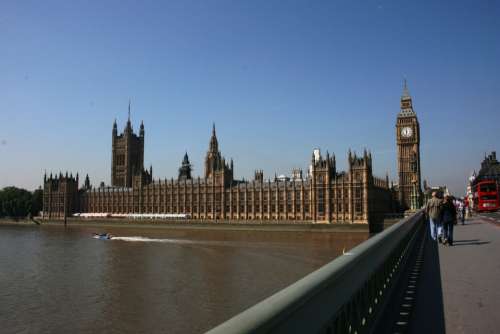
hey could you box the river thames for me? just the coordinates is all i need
[0,224,368,333]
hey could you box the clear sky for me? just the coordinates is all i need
[1,0,499,195]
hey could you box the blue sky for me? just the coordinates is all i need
[1,0,499,195]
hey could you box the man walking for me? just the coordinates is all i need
[425,191,443,241]
[460,199,466,225]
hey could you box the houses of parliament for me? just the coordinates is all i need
[42,84,423,224]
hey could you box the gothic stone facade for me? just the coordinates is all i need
[43,124,392,223]
[77,151,392,223]
[111,106,145,187]
[395,81,422,210]
[42,173,79,219]
[43,86,425,223]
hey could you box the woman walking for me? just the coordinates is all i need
[441,195,457,246]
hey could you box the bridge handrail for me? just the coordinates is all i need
[206,210,425,334]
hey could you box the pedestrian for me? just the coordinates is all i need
[464,197,471,218]
[425,191,443,242]
[459,199,466,225]
[441,195,457,246]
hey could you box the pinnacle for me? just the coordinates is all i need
[402,78,411,98]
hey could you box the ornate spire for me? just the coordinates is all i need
[399,79,415,117]
[124,100,132,132]
[84,174,90,189]
[402,78,410,98]
[209,123,218,152]
[128,99,131,122]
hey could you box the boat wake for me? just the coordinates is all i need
[111,236,193,244]
[109,236,293,250]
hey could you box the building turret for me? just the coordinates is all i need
[86,174,90,188]
[84,174,91,189]
[42,172,79,219]
[310,149,336,177]
[178,152,192,181]
[205,124,222,178]
[292,168,303,181]
[254,170,264,183]
[111,101,145,187]
[348,150,372,172]
[140,120,145,137]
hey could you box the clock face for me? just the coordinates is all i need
[401,126,413,138]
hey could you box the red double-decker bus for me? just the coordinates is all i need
[474,180,499,212]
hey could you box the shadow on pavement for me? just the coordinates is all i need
[408,229,446,334]
[452,240,490,246]
[461,219,482,225]
[373,224,446,334]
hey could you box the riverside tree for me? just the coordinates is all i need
[0,187,43,218]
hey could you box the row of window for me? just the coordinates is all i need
[85,190,364,202]
[87,202,364,214]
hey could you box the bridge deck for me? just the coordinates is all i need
[409,212,500,334]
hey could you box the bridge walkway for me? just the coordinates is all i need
[407,212,500,334]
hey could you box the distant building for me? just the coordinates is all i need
[43,84,420,223]
[476,152,500,184]
[466,152,500,208]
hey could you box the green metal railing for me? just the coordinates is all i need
[206,210,425,334]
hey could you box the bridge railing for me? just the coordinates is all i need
[206,210,425,334]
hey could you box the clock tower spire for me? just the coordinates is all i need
[396,80,422,211]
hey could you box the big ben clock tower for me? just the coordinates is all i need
[396,80,422,211]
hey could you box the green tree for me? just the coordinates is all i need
[0,187,36,218]
[31,187,43,216]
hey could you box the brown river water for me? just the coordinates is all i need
[0,224,368,333]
